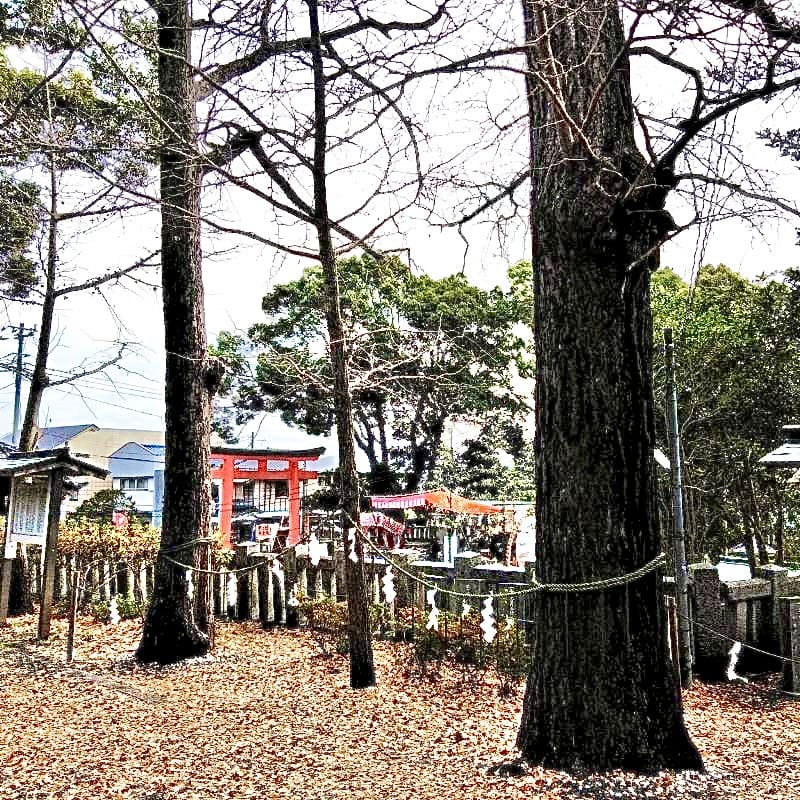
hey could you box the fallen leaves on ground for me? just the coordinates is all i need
[0,614,797,800]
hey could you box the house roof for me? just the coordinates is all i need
[0,424,98,450]
[0,448,109,479]
[109,441,166,460]
[760,425,800,469]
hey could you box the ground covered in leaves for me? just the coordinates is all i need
[1,614,797,800]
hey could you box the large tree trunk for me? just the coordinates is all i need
[136,0,216,663]
[516,0,702,771]
[308,0,375,688]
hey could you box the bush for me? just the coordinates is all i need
[494,621,532,695]
[59,518,160,562]
[90,593,148,623]
[392,604,531,693]
[58,519,232,576]
[299,596,349,657]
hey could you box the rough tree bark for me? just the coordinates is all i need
[516,0,703,771]
[308,0,375,689]
[136,0,216,663]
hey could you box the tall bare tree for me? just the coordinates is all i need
[178,0,451,684]
[135,0,221,662]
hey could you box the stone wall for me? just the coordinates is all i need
[690,562,800,679]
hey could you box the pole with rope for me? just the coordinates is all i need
[664,327,693,689]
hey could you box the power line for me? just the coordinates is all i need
[56,387,164,419]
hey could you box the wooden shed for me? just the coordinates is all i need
[0,448,108,635]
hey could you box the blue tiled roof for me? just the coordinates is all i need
[142,444,165,456]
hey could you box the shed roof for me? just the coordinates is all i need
[760,425,800,469]
[0,448,109,479]
[211,446,325,459]
[370,490,504,515]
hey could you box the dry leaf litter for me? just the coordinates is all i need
[1,615,797,800]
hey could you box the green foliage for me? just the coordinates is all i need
[433,413,535,502]
[0,6,158,304]
[396,606,532,693]
[90,593,148,623]
[651,265,800,562]
[0,173,40,298]
[0,50,156,180]
[58,517,160,562]
[209,331,250,443]
[71,489,138,522]
[298,596,350,657]
[220,255,534,491]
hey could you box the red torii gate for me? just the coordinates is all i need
[210,446,325,547]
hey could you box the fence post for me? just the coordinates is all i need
[329,568,337,603]
[138,562,148,602]
[758,564,790,668]
[98,562,109,602]
[689,563,727,679]
[38,467,65,640]
[0,558,11,625]
[257,559,270,628]
[274,566,285,625]
[249,561,260,621]
[66,571,79,664]
[314,567,323,600]
[666,596,683,707]
[225,569,236,618]
[265,566,275,624]
[781,596,800,693]
[57,557,67,601]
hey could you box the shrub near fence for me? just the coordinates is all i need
[40,520,229,613]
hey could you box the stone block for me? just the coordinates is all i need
[781,596,800,693]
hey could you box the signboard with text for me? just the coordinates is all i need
[4,476,50,559]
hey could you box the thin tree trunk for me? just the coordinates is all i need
[11,152,59,617]
[19,154,59,452]
[516,0,701,771]
[738,494,758,576]
[376,399,390,464]
[308,0,374,689]
[136,0,216,663]
[353,409,379,473]
[747,478,769,565]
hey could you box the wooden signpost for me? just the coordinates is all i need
[0,450,107,631]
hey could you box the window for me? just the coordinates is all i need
[273,480,289,498]
[120,477,150,490]
[234,481,255,502]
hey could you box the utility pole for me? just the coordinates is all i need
[4,325,36,446]
[663,327,693,689]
